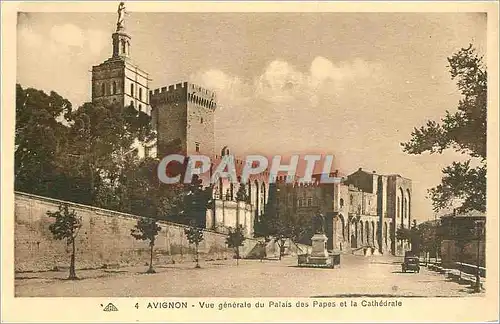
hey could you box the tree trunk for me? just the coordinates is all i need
[68,238,77,280]
[147,242,155,273]
[195,243,200,268]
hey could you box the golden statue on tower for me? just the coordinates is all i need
[117,2,126,31]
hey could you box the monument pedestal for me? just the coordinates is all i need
[310,234,329,258]
[308,234,329,265]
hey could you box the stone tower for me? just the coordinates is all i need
[150,82,217,158]
[91,3,151,116]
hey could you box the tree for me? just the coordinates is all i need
[226,225,246,265]
[15,84,73,199]
[178,175,213,227]
[418,220,442,263]
[131,217,162,273]
[409,220,421,254]
[59,101,155,207]
[396,225,411,242]
[401,44,486,213]
[125,157,185,220]
[235,183,249,203]
[47,204,82,280]
[184,223,204,268]
[451,220,475,279]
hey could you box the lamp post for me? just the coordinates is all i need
[474,220,484,293]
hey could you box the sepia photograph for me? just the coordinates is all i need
[2,1,499,322]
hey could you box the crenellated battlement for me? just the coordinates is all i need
[150,82,217,110]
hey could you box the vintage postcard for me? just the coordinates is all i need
[1,1,499,323]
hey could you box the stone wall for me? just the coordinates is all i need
[209,200,254,237]
[14,192,262,272]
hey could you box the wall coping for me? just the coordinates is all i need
[15,191,258,240]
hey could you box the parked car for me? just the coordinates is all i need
[402,256,420,273]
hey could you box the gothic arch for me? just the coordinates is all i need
[112,81,117,95]
[352,221,358,248]
[218,177,223,200]
[359,221,365,244]
[338,214,345,241]
[399,187,404,226]
[221,146,230,157]
[384,222,388,245]
[406,189,411,227]
[365,220,370,245]
[247,180,252,204]
[371,221,375,246]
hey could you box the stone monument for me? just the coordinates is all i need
[309,212,329,261]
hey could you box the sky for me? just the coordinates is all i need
[16,9,487,222]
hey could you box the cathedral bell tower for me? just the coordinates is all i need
[91,2,151,117]
[90,2,156,158]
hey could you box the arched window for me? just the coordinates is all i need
[112,81,117,95]
[139,88,142,101]
[340,198,344,208]
[130,100,134,107]
[101,83,105,96]
[121,40,126,54]
[365,221,370,243]
[130,84,134,96]
[139,104,142,112]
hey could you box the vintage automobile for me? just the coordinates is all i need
[401,256,420,273]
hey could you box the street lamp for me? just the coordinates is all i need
[474,220,484,293]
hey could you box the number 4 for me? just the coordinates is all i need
[135,303,139,309]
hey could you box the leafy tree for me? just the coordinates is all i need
[451,220,476,278]
[409,220,421,254]
[178,175,213,227]
[59,101,155,206]
[15,84,73,199]
[235,183,249,203]
[47,204,82,280]
[124,157,185,219]
[418,220,441,263]
[226,225,246,265]
[396,225,411,242]
[401,44,486,213]
[184,223,204,268]
[131,217,162,273]
[256,190,312,260]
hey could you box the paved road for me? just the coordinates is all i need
[15,254,483,297]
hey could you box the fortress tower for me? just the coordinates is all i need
[150,82,217,158]
[91,3,151,116]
